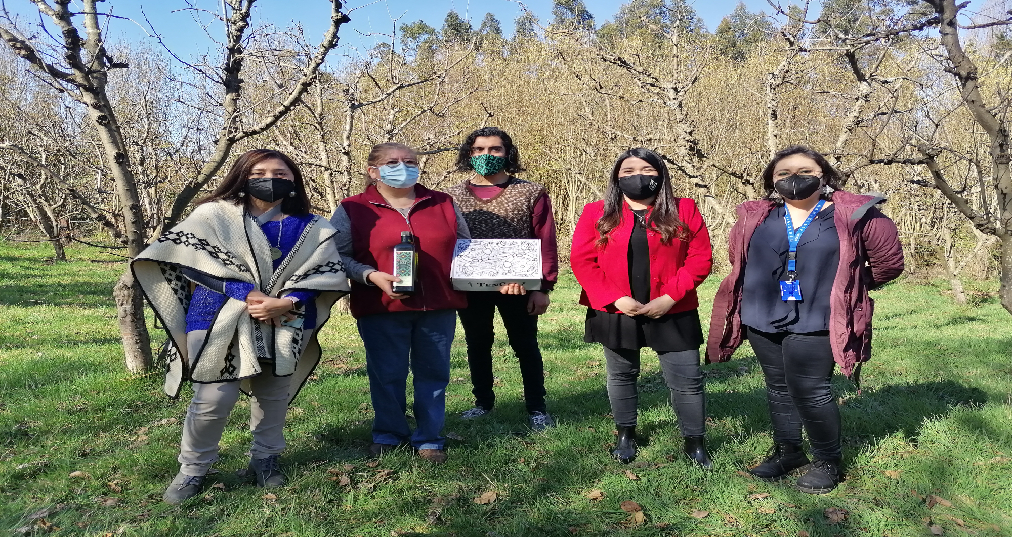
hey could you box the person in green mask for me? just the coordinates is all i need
[446,127,559,431]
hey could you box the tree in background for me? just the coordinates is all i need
[714,2,775,62]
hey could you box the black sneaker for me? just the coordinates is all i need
[748,443,810,480]
[248,454,286,488]
[163,472,204,505]
[796,459,841,494]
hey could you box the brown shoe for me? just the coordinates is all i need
[369,443,398,457]
[417,448,447,464]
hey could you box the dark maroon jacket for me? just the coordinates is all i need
[341,184,467,318]
[706,191,904,376]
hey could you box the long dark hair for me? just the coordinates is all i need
[761,145,843,205]
[596,148,688,247]
[199,149,311,215]
[455,127,525,174]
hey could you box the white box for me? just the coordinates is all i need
[451,239,542,291]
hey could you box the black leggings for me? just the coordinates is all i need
[603,347,705,436]
[746,327,841,461]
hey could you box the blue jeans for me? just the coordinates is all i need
[357,310,455,450]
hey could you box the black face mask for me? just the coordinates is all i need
[774,174,822,200]
[247,177,295,202]
[617,174,661,200]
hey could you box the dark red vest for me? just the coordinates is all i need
[341,184,467,318]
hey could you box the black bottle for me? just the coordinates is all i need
[392,231,416,294]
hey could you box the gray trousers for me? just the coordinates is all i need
[604,347,706,436]
[177,372,292,476]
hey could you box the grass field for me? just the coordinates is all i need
[1,242,1010,537]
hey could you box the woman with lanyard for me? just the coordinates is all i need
[133,149,349,504]
[571,147,713,466]
[707,146,903,493]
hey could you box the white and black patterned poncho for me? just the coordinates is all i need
[132,200,350,402]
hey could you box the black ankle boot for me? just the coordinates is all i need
[797,459,841,494]
[683,436,712,469]
[611,426,637,463]
[749,443,810,480]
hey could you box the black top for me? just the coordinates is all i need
[742,204,839,333]
[628,209,650,303]
[584,208,703,352]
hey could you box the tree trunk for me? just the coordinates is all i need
[114,269,153,373]
[942,227,966,305]
[1001,234,1012,315]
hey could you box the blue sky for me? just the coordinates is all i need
[2,0,989,61]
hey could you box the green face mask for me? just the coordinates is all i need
[470,154,507,176]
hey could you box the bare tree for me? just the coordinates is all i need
[0,0,351,372]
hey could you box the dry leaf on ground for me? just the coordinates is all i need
[211,483,226,490]
[626,511,646,526]
[263,493,277,501]
[365,461,380,468]
[884,470,901,479]
[68,471,89,479]
[623,470,640,480]
[99,497,119,507]
[474,491,497,504]
[797,531,810,537]
[747,493,770,500]
[585,489,605,501]
[929,524,944,535]
[927,495,953,508]
[690,510,709,519]
[824,507,848,524]
[620,500,642,512]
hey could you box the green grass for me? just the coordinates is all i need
[1,241,1010,536]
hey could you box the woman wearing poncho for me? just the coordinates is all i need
[132,149,349,504]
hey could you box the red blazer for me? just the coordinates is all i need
[341,184,467,318]
[571,197,712,314]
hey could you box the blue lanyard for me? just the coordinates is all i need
[783,200,825,275]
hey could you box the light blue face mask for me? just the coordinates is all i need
[377,162,420,188]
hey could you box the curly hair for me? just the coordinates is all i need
[455,127,525,174]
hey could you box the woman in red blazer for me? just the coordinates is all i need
[571,147,713,466]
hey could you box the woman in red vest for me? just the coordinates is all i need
[571,147,713,466]
[330,143,469,464]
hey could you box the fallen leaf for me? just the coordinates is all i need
[758,506,775,514]
[107,481,122,493]
[690,510,709,519]
[68,471,89,479]
[927,496,937,508]
[375,469,395,480]
[263,493,277,501]
[445,432,464,441]
[927,495,953,508]
[797,531,810,537]
[735,471,751,478]
[211,483,226,490]
[474,491,497,504]
[884,470,901,479]
[339,475,352,486]
[584,489,605,501]
[326,468,341,475]
[624,470,640,480]
[620,500,642,512]
[628,511,646,525]
[929,524,943,535]
[824,507,848,524]
[747,493,770,500]
[949,516,965,527]
[365,460,380,468]
[100,497,119,507]
[343,464,355,471]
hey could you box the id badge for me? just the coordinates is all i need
[780,280,803,301]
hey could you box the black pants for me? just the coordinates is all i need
[746,327,842,461]
[603,347,705,436]
[457,292,546,413]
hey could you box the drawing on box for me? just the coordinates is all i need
[452,239,541,278]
